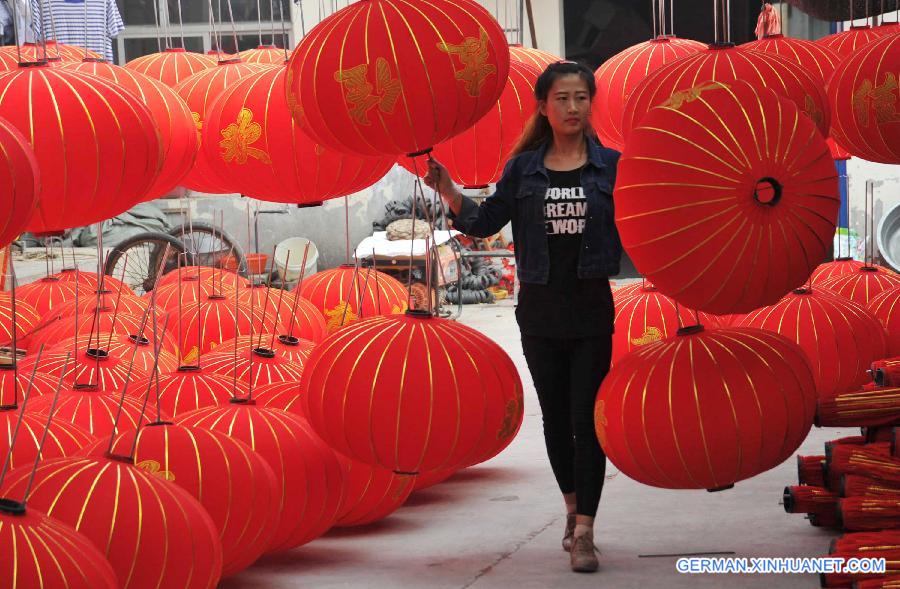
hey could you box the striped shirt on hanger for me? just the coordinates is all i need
[30,0,123,62]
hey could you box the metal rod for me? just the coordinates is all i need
[21,352,68,507]
[0,346,45,488]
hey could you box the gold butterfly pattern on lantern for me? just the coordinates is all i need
[660,81,722,110]
[630,326,663,346]
[136,459,176,481]
[333,57,402,125]
[437,28,496,97]
[219,108,272,164]
[325,301,359,332]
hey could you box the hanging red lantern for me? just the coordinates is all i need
[202,347,305,387]
[738,286,888,396]
[238,45,287,64]
[157,266,250,290]
[592,36,705,151]
[0,502,118,589]
[61,59,199,200]
[816,25,882,58]
[868,287,900,356]
[202,66,394,204]
[595,326,817,490]
[611,282,720,365]
[52,269,133,296]
[827,33,900,164]
[616,80,839,314]
[820,265,900,306]
[0,64,163,232]
[302,311,523,473]
[127,367,245,417]
[286,0,511,156]
[213,334,316,367]
[0,454,223,589]
[811,258,868,284]
[0,406,94,471]
[96,423,280,578]
[253,380,303,416]
[398,60,540,188]
[334,453,416,527]
[171,297,279,359]
[177,402,344,552]
[124,47,217,87]
[300,265,409,334]
[0,292,40,350]
[17,276,91,315]
[175,59,272,193]
[508,44,561,70]
[236,285,327,343]
[621,45,831,140]
[0,116,39,247]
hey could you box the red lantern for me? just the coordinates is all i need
[811,258,868,284]
[157,266,250,290]
[286,0,510,156]
[51,290,152,318]
[127,367,244,417]
[52,269,133,296]
[0,292,40,349]
[237,285,327,343]
[592,36,705,151]
[743,34,840,84]
[0,365,61,400]
[238,45,287,64]
[595,326,817,489]
[202,347,305,387]
[816,25,882,58]
[148,279,234,312]
[0,455,223,589]
[175,59,272,193]
[0,64,163,232]
[0,116,39,247]
[399,60,540,188]
[0,406,94,471]
[621,45,831,140]
[213,334,316,367]
[171,297,278,358]
[827,33,900,164]
[202,66,394,204]
[615,80,839,314]
[412,468,457,491]
[28,312,180,357]
[17,276,91,315]
[60,60,199,199]
[97,423,280,577]
[177,402,344,552]
[300,265,409,334]
[738,287,888,396]
[508,44,561,70]
[874,22,900,37]
[612,282,720,365]
[334,453,415,527]
[0,47,19,70]
[0,502,118,589]
[124,47,217,87]
[820,265,900,306]
[868,287,900,356]
[302,311,523,473]
[253,380,303,416]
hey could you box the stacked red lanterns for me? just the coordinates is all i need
[0,116,39,247]
[302,311,523,473]
[124,48,217,87]
[868,287,900,356]
[595,326,817,489]
[592,35,705,151]
[286,0,510,156]
[615,80,839,314]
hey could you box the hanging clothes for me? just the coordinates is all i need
[30,0,123,62]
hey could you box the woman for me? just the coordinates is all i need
[424,61,621,574]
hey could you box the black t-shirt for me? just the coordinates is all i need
[515,166,614,339]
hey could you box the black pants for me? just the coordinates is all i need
[521,334,612,517]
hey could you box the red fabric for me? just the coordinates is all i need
[253,380,304,416]
[213,333,316,367]
[0,455,223,589]
[177,405,344,552]
[0,410,92,471]
[170,297,279,359]
[0,293,39,350]
[127,368,245,418]
[509,44,561,70]
[797,454,825,486]
[595,326,817,489]
[286,0,510,156]
[0,117,38,248]
[156,266,250,290]
[827,34,900,165]
[592,36,705,151]
[0,507,117,589]
[237,287,327,343]
[26,386,166,438]
[818,387,900,427]
[124,48,216,87]
[616,81,839,314]
[0,65,162,232]
[302,313,524,473]
[784,485,837,514]
[878,365,900,387]
[237,45,286,65]
[52,270,132,296]
[202,66,393,204]
[413,468,457,491]
[334,453,415,527]
[811,259,867,285]
[1,41,101,63]
[820,265,900,307]
[26,312,179,356]
[203,348,304,388]
[754,3,782,39]
[816,25,881,58]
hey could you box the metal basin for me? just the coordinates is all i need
[879,200,900,273]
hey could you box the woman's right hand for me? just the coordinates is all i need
[423,158,456,197]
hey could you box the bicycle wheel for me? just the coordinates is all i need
[168,221,248,277]
[104,232,187,295]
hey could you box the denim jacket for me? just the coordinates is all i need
[448,137,623,284]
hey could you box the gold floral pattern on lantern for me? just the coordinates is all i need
[334,58,402,125]
[219,108,271,164]
[437,28,496,97]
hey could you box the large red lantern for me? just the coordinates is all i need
[399,60,540,188]
[16,276,90,314]
[26,384,164,438]
[334,453,416,527]
[0,364,61,400]
[253,380,303,416]
[738,286,888,396]
[0,455,223,589]
[592,36,705,151]
[286,0,511,156]
[51,290,151,318]
[621,45,831,140]
[175,59,271,193]
[0,406,94,470]
[595,326,817,490]
[213,334,316,368]
[156,265,250,290]
[300,265,409,333]
[0,292,40,349]
[508,44,561,70]
[816,25,882,58]
[237,285,327,343]
[12,41,101,61]
[819,265,900,306]
[302,311,523,473]
[611,282,720,365]
[177,402,344,552]
[96,423,280,577]
[127,367,244,417]
[202,66,394,204]
[149,279,234,311]
[61,59,199,199]
[28,312,180,357]
[172,296,279,358]
[52,269,133,296]
[202,347,305,387]
[615,80,839,314]
[827,33,900,164]
[0,116,39,247]
[810,258,868,284]
[238,45,287,64]
[0,64,163,233]
[869,287,900,356]
[124,47,217,87]
[0,502,118,589]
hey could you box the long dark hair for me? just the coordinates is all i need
[511,60,597,156]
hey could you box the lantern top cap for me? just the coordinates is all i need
[229,397,256,406]
[405,309,434,320]
[127,334,150,346]
[676,324,705,336]
[217,58,243,66]
[146,420,174,427]
[165,48,188,53]
[177,364,201,372]
[278,334,300,346]
[708,42,736,49]
[0,498,26,516]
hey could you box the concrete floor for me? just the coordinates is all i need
[223,301,852,589]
